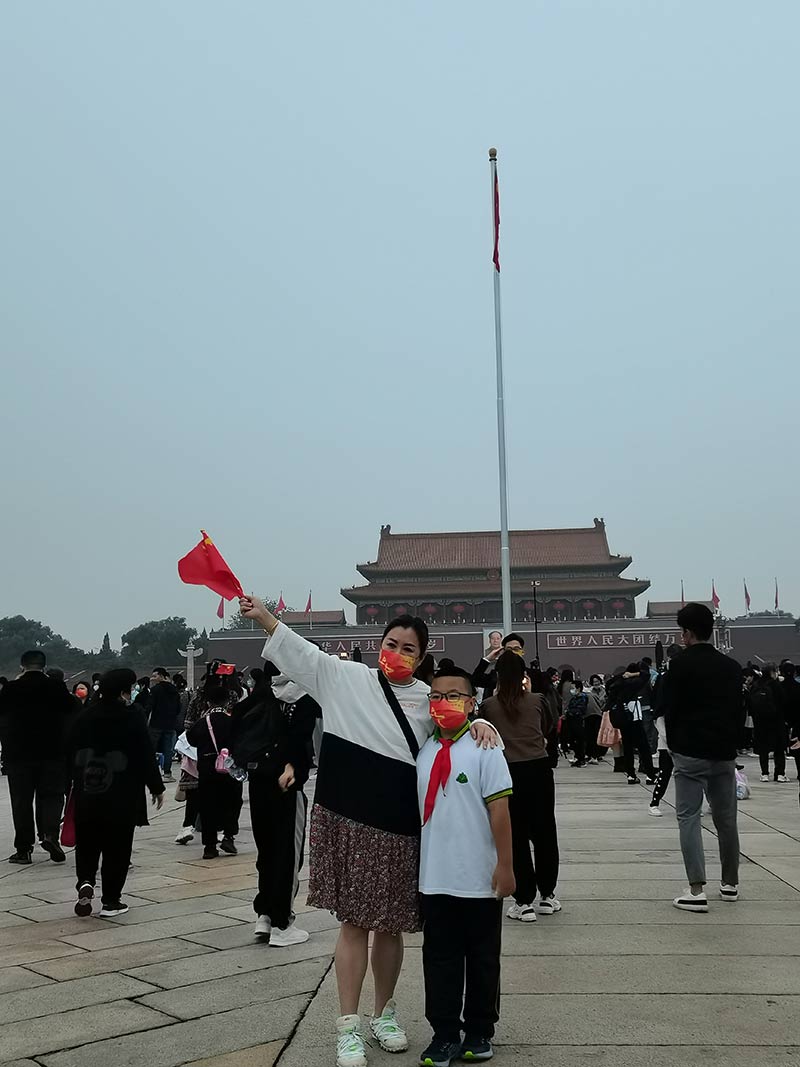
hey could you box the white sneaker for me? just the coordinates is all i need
[776,775,789,783]
[269,922,310,947]
[175,828,194,844]
[648,805,663,817]
[673,889,708,913]
[369,999,408,1052]
[536,895,562,915]
[719,883,739,902]
[507,901,537,922]
[336,1015,368,1067]
[760,774,770,783]
[255,914,271,939]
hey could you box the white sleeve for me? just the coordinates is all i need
[480,746,513,801]
[472,717,505,750]
[260,624,350,705]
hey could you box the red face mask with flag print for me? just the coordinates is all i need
[378,649,416,682]
[429,696,470,731]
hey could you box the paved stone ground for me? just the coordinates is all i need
[0,758,798,1066]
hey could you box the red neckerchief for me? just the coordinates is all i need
[423,737,453,825]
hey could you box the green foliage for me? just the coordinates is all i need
[0,615,84,676]
[226,596,293,629]
[120,617,198,668]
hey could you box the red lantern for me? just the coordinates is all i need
[452,603,466,615]
[611,600,626,610]
[522,601,535,612]
[423,604,438,616]
[365,606,379,617]
[582,600,596,610]
[553,601,566,612]
[394,605,409,616]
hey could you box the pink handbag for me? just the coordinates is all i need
[597,709,622,749]
[206,716,230,774]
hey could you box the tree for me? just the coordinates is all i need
[120,617,198,669]
[0,616,84,677]
[101,632,112,654]
[226,596,294,629]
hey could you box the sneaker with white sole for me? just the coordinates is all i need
[672,889,708,913]
[719,883,739,902]
[760,774,770,783]
[269,922,310,947]
[336,1015,368,1067]
[507,901,537,922]
[175,828,194,844]
[255,914,271,939]
[99,901,129,917]
[536,895,562,915]
[775,775,789,783]
[648,804,663,817]
[369,999,408,1052]
[74,882,94,917]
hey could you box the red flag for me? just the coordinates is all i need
[305,591,312,614]
[492,166,501,273]
[775,578,780,611]
[178,530,244,603]
[711,581,720,611]
[680,580,685,606]
[744,580,751,612]
[217,597,225,619]
[275,594,287,615]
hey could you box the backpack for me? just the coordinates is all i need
[566,693,589,719]
[748,682,778,722]
[229,697,283,769]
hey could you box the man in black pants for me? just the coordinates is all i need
[230,665,317,948]
[608,665,656,785]
[0,650,75,864]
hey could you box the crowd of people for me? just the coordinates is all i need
[0,598,798,1067]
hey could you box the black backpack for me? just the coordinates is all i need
[229,696,283,769]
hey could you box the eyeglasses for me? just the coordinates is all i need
[429,692,472,703]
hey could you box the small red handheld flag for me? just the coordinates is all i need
[178,531,244,607]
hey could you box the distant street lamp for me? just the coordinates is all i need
[531,581,542,666]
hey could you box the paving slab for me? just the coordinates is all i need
[497,923,800,955]
[123,931,338,988]
[99,895,250,924]
[0,967,54,994]
[27,937,215,981]
[0,915,108,945]
[7,896,154,921]
[0,972,159,1023]
[0,998,169,1060]
[141,877,259,902]
[179,919,339,951]
[551,876,800,899]
[0,941,84,968]
[503,898,800,924]
[57,911,243,950]
[39,994,312,1067]
[181,1043,284,1067]
[137,957,330,1019]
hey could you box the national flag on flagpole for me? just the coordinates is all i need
[775,578,779,611]
[305,591,312,614]
[744,579,751,613]
[711,580,720,612]
[492,163,501,273]
[275,593,287,615]
[178,531,244,615]
[680,580,685,606]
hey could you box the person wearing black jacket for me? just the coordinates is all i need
[187,687,245,859]
[664,603,743,913]
[68,668,165,917]
[748,666,788,782]
[472,633,526,700]
[607,666,656,784]
[0,650,76,864]
[230,662,318,947]
[148,668,181,782]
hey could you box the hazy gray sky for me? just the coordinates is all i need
[2,1,798,651]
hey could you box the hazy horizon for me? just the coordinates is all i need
[2,1,798,651]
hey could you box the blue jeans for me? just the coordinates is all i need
[672,754,740,888]
[149,729,177,774]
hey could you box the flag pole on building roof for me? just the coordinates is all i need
[489,148,513,637]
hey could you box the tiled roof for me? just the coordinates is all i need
[360,520,626,574]
[343,577,649,601]
[647,600,714,618]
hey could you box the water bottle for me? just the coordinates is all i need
[223,754,248,782]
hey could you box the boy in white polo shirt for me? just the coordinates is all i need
[416,666,515,1067]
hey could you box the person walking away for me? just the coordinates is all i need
[0,650,75,864]
[664,603,743,912]
[638,656,659,755]
[417,665,514,1066]
[607,666,656,784]
[748,666,789,783]
[565,682,590,767]
[187,684,244,857]
[584,677,606,763]
[481,652,560,926]
[173,673,190,736]
[778,661,800,781]
[68,669,165,916]
[133,676,151,718]
[229,662,318,946]
[648,646,682,816]
[238,596,499,1067]
[148,668,181,782]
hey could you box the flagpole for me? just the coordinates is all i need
[489,148,513,637]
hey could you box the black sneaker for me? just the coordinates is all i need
[627,776,640,785]
[203,846,220,859]
[420,1037,464,1067]
[8,851,32,865]
[645,776,657,786]
[74,883,94,917]
[41,838,66,863]
[219,837,238,855]
[99,901,129,917]
[461,1035,494,1061]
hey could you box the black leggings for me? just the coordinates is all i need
[651,750,673,806]
[759,750,786,778]
[508,759,559,904]
[621,720,655,778]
